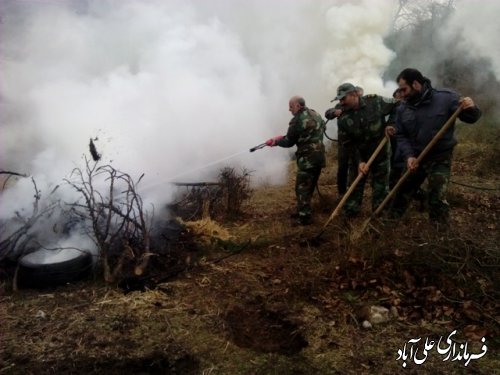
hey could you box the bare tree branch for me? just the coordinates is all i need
[65,158,153,283]
[0,177,56,262]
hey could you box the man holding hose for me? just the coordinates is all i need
[265,96,326,226]
[389,68,481,227]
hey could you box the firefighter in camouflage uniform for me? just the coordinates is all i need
[334,83,399,218]
[325,86,364,197]
[266,96,326,225]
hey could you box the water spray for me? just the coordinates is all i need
[138,148,252,193]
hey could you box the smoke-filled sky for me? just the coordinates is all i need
[439,0,500,80]
[0,0,398,213]
[0,0,498,242]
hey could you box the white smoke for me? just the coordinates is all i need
[322,0,397,95]
[439,0,500,81]
[0,0,400,253]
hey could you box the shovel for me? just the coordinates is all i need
[311,135,389,243]
[352,106,463,239]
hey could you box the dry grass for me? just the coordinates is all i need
[179,217,234,244]
[1,145,499,374]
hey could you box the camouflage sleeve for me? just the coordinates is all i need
[276,118,300,148]
[325,103,343,120]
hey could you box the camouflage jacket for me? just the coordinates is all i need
[337,95,398,162]
[276,107,326,169]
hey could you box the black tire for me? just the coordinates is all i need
[17,249,93,288]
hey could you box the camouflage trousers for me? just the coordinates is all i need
[389,156,451,223]
[295,166,322,219]
[343,152,390,217]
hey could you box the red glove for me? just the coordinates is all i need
[265,135,285,146]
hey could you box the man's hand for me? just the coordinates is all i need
[265,135,285,146]
[407,157,419,172]
[385,126,396,137]
[358,162,369,175]
[460,97,475,109]
[325,108,336,119]
[325,108,343,120]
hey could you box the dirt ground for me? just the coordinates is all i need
[1,146,499,375]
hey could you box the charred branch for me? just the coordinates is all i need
[65,157,152,283]
[0,170,28,190]
[89,138,101,161]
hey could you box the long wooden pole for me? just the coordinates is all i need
[314,136,389,240]
[354,105,463,237]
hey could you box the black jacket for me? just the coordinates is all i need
[396,87,481,161]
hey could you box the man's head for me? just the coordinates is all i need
[355,86,364,97]
[393,88,403,101]
[289,96,305,115]
[396,68,426,100]
[334,83,359,109]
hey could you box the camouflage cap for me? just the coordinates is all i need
[332,82,357,101]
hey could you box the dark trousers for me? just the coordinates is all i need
[337,143,358,195]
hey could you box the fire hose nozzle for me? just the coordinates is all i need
[250,143,267,152]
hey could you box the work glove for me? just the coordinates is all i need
[265,135,285,146]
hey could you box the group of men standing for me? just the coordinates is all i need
[266,68,482,228]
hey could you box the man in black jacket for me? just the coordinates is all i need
[390,68,482,226]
